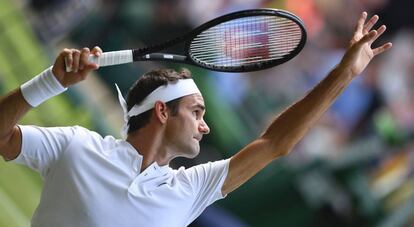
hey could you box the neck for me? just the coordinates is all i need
[126,126,175,172]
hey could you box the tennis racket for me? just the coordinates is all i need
[66,8,307,73]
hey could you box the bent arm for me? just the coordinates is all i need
[0,47,101,161]
[221,12,392,195]
[222,65,353,194]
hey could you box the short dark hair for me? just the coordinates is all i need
[126,68,193,134]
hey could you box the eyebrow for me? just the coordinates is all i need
[191,104,205,111]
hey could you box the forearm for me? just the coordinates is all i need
[262,64,354,157]
[0,66,66,141]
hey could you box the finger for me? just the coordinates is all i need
[370,25,386,44]
[62,49,73,72]
[358,30,377,46]
[355,12,367,34]
[80,63,99,80]
[91,46,103,57]
[79,47,90,71]
[373,42,392,56]
[72,49,81,73]
[84,63,99,74]
[363,15,379,34]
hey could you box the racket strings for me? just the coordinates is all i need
[189,15,303,68]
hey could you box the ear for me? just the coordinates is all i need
[153,101,169,124]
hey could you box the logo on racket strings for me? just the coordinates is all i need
[223,22,270,61]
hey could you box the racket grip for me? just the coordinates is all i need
[65,50,133,72]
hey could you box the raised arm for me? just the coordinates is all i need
[0,47,101,160]
[222,12,392,195]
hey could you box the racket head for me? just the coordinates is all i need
[186,9,307,72]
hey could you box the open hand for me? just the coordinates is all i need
[340,12,392,76]
[52,46,102,87]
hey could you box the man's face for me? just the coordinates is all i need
[164,93,210,158]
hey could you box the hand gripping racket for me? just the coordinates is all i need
[66,8,307,73]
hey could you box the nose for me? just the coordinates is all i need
[199,119,210,135]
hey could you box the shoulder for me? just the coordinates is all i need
[21,125,120,153]
[60,125,116,141]
[65,125,119,150]
[172,159,230,185]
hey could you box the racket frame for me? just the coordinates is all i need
[185,8,307,72]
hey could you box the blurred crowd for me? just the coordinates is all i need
[13,0,414,226]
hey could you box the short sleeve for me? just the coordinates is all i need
[183,159,230,222]
[11,125,77,177]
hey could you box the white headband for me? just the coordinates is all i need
[115,79,201,138]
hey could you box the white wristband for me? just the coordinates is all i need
[20,66,67,107]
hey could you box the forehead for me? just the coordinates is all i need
[180,93,205,106]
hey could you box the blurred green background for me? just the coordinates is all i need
[1,0,414,226]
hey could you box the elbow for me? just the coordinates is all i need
[270,146,292,158]
[0,137,10,160]
[280,147,296,157]
[0,143,8,160]
[0,129,18,161]
[261,135,296,159]
[0,144,17,162]
[0,134,9,152]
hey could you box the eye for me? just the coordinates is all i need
[192,110,201,119]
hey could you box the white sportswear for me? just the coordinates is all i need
[12,125,230,227]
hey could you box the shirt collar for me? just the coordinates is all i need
[121,140,171,176]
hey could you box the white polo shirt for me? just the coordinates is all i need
[12,125,230,227]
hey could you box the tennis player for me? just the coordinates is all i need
[0,12,391,227]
